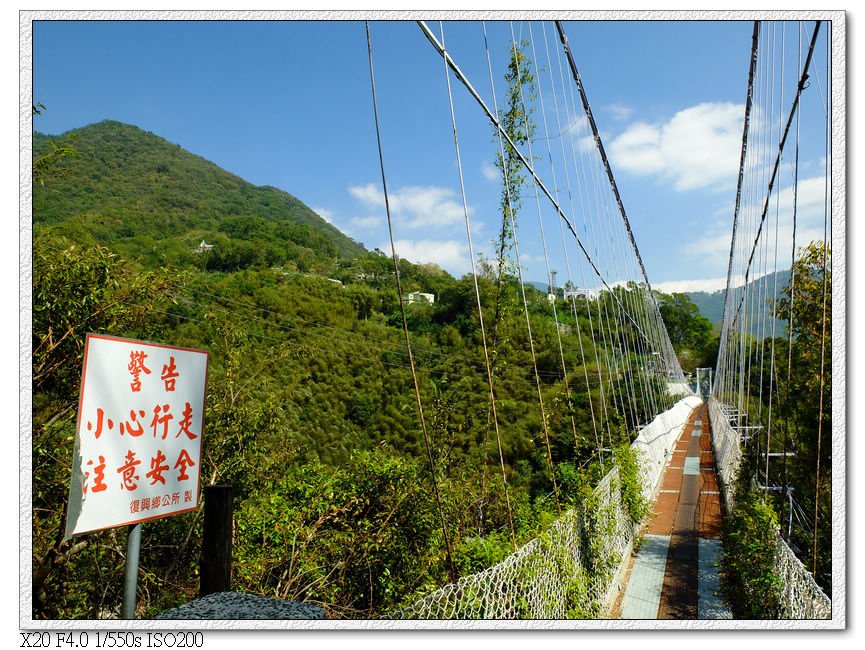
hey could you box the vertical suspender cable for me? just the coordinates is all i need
[715,22,759,406]
[449,21,519,549]
[554,21,681,387]
[502,22,560,512]
[540,21,604,468]
[364,21,457,582]
[526,22,585,461]
[762,22,782,493]
[726,21,822,326]
[812,20,831,576]
[781,21,803,513]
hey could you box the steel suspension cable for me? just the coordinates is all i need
[812,22,831,573]
[554,21,682,386]
[417,20,663,351]
[727,21,822,326]
[715,21,759,406]
[540,21,603,468]
[505,21,560,511]
[364,21,456,581]
[448,21,518,548]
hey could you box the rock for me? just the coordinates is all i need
[155,592,326,620]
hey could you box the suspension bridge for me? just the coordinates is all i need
[353,18,836,622]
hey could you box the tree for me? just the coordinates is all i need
[493,39,536,277]
[775,241,832,591]
[31,233,181,617]
[32,104,79,187]
[655,290,717,373]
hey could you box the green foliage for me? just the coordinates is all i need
[574,475,621,611]
[722,242,832,595]
[454,530,513,576]
[234,449,440,617]
[33,121,364,269]
[32,233,181,395]
[613,445,649,526]
[31,114,687,620]
[655,290,717,374]
[495,38,536,237]
[33,105,79,187]
[721,482,783,619]
[31,235,183,618]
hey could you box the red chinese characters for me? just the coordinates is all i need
[174,449,196,481]
[128,491,188,514]
[83,456,108,494]
[69,335,208,537]
[128,351,152,392]
[146,450,170,485]
[176,402,197,440]
[116,450,142,491]
[161,356,180,391]
[150,404,173,439]
[86,408,114,439]
[82,448,195,496]
[120,409,146,437]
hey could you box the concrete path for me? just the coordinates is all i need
[619,403,732,619]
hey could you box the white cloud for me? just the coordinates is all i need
[349,215,384,229]
[482,160,499,182]
[382,239,471,276]
[681,174,828,282]
[653,277,729,294]
[349,183,469,228]
[311,207,334,224]
[565,114,590,137]
[348,183,384,206]
[606,102,634,122]
[609,102,743,192]
[563,114,596,154]
[683,230,734,270]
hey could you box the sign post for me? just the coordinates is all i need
[121,523,142,619]
[64,334,209,618]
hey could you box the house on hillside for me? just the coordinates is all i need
[194,240,214,254]
[406,292,435,305]
[564,287,598,300]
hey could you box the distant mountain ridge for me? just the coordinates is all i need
[33,120,365,269]
[683,269,792,334]
[525,273,792,338]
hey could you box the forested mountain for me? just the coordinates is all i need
[684,269,791,333]
[30,117,695,620]
[33,120,365,270]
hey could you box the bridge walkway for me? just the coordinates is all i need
[616,403,732,619]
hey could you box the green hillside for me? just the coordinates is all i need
[685,269,791,336]
[30,119,706,621]
[33,120,365,270]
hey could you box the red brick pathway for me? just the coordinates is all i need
[643,403,724,619]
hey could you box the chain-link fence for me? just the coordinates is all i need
[386,469,630,619]
[387,395,701,619]
[708,397,831,620]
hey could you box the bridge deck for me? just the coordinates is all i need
[617,403,732,619]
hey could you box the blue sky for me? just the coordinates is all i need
[30,14,832,293]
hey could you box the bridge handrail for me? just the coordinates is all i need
[387,395,700,619]
[707,396,831,619]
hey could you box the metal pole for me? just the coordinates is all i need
[122,523,142,619]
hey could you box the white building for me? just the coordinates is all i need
[406,292,435,305]
[194,240,214,254]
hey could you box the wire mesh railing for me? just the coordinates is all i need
[386,468,629,620]
[387,395,700,619]
[708,396,831,619]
